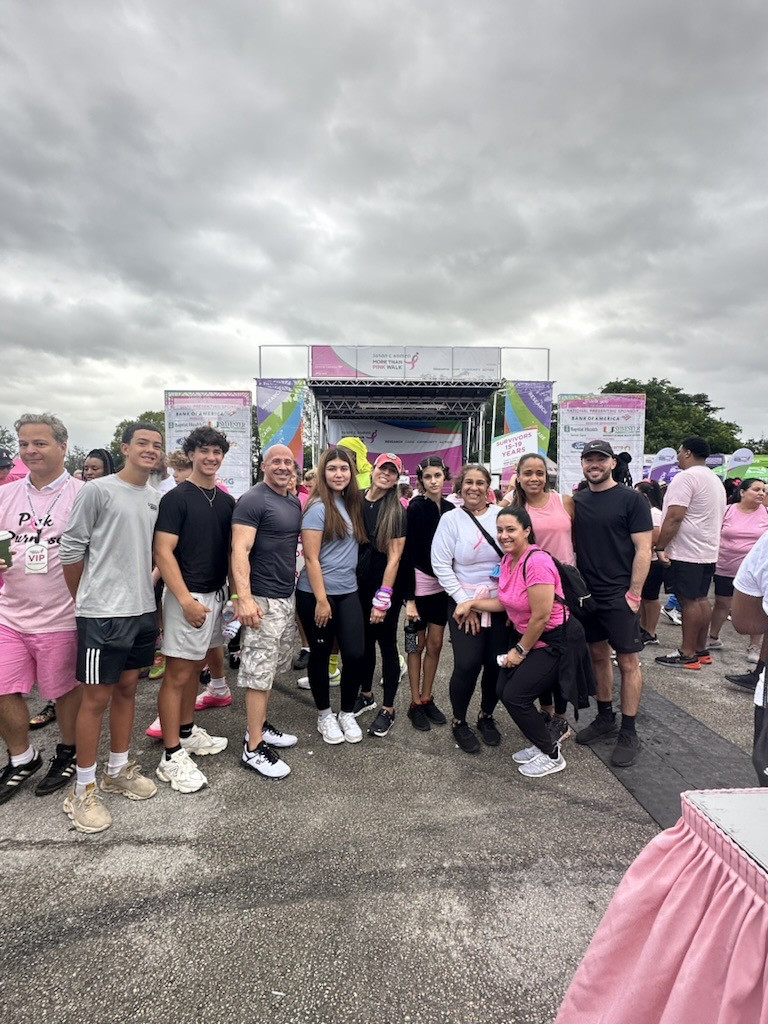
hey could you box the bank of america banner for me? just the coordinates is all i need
[327,419,464,481]
[164,391,252,498]
[255,379,304,463]
[503,381,553,456]
[557,394,646,494]
[311,345,501,381]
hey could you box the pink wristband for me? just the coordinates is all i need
[626,591,641,602]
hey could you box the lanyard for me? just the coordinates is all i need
[26,487,65,542]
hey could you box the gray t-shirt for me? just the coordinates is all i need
[232,482,301,598]
[60,475,160,616]
[297,496,359,595]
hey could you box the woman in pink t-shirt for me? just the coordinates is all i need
[454,506,569,779]
[501,453,575,564]
[710,478,768,662]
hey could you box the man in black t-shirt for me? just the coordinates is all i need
[230,444,302,780]
[153,427,235,794]
[572,440,653,767]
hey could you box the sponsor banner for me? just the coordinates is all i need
[503,381,553,455]
[255,379,304,464]
[164,391,252,498]
[490,429,539,474]
[557,394,646,494]
[310,345,500,381]
[727,448,754,474]
[326,419,464,481]
[647,447,678,483]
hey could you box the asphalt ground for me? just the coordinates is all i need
[0,613,756,1024]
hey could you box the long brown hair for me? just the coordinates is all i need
[369,482,406,552]
[307,448,366,543]
[513,453,550,507]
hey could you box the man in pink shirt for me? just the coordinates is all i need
[0,414,84,804]
[655,437,727,669]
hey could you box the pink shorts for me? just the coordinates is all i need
[0,623,79,700]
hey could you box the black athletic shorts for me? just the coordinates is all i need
[581,595,643,654]
[76,611,157,685]
[713,574,735,598]
[668,560,715,601]
[641,561,665,602]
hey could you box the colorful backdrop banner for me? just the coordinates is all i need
[164,391,252,498]
[255,379,305,463]
[503,381,553,455]
[557,393,646,494]
[490,429,540,475]
[326,419,464,481]
[310,345,501,381]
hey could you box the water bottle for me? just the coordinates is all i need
[223,600,236,623]
[222,599,240,639]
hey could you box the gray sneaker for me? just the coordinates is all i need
[575,713,618,745]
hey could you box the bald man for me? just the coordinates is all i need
[230,445,301,780]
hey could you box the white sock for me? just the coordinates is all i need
[209,676,229,694]
[75,762,97,795]
[10,745,35,768]
[317,708,333,719]
[106,750,129,777]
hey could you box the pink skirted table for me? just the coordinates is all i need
[556,789,768,1024]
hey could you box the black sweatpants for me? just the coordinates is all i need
[295,590,364,714]
[358,581,403,708]
[447,600,509,721]
[497,648,562,756]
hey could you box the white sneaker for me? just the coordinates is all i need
[245,721,297,749]
[518,750,566,778]
[242,741,290,779]
[180,724,228,756]
[298,672,340,689]
[380,653,408,686]
[706,636,724,650]
[747,644,761,665]
[337,711,363,743]
[317,713,345,745]
[156,748,208,793]
[512,745,540,764]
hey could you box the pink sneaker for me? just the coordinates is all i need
[145,715,163,739]
[194,688,232,711]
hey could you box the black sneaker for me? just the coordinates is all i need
[725,670,759,691]
[29,700,56,730]
[452,720,480,753]
[476,714,501,746]
[575,713,619,745]
[640,628,659,646]
[292,648,310,671]
[422,698,447,725]
[352,693,377,718]
[35,745,77,796]
[369,709,395,737]
[407,704,431,731]
[0,751,43,805]
[655,650,700,670]
[610,731,642,767]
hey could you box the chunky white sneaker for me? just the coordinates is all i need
[247,721,297,749]
[747,644,760,666]
[317,713,344,745]
[156,748,207,793]
[298,672,340,689]
[242,741,290,779]
[63,784,112,833]
[518,750,566,778]
[100,760,157,800]
[180,725,228,756]
[512,745,541,764]
[337,711,363,743]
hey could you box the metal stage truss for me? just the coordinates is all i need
[305,377,504,465]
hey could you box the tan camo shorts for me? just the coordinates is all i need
[237,595,297,691]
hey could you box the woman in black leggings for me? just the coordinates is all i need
[295,448,368,746]
[352,453,407,738]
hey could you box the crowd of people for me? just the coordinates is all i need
[0,417,765,836]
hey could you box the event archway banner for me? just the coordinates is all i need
[255,379,304,463]
[557,394,646,494]
[164,391,252,498]
[326,419,463,481]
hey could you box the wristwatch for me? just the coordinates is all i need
[514,643,528,658]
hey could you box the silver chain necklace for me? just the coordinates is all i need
[192,483,217,508]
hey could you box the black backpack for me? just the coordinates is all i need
[522,549,597,621]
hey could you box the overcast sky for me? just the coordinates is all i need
[1,0,766,452]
